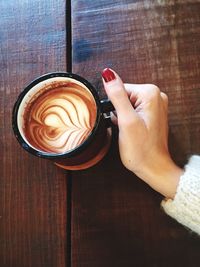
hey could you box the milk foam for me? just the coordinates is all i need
[23,81,97,153]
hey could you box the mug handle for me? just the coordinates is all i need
[100,99,115,128]
[100,98,115,113]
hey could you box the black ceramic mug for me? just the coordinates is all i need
[12,72,114,170]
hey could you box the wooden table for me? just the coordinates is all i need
[1,1,200,266]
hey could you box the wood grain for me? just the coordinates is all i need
[71,1,200,266]
[0,1,67,266]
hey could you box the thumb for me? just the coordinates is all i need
[102,68,135,119]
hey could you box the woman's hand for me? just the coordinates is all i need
[102,68,183,199]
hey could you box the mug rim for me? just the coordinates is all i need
[12,72,101,159]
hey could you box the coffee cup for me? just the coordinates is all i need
[12,72,114,170]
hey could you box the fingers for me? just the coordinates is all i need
[102,69,169,125]
[102,68,137,121]
[124,83,168,109]
[160,92,168,110]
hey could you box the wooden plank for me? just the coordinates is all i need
[71,1,200,266]
[0,1,68,266]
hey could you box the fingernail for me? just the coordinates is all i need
[102,68,116,83]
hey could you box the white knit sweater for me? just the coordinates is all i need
[161,155,200,235]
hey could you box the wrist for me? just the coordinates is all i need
[135,156,184,199]
[154,161,183,199]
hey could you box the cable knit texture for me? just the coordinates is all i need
[161,155,200,235]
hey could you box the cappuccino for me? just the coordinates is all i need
[18,78,97,154]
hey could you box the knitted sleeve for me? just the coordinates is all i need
[161,155,200,235]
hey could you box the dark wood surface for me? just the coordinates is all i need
[1,1,200,267]
[0,1,67,267]
[71,1,200,267]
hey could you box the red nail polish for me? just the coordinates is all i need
[102,68,116,82]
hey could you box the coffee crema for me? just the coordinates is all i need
[23,81,97,153]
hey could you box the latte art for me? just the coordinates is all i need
[23,82,97,153]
